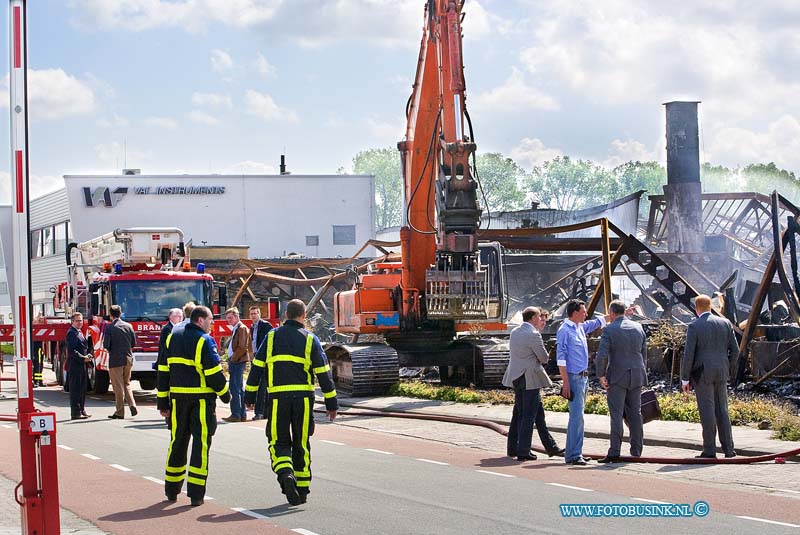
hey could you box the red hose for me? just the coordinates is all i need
[319,406,799,465]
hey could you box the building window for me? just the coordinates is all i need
[54,222,67,254]
[332,225,356,245]
[30,221,69,259]
[306,235,319,246]
[30,230,42,258]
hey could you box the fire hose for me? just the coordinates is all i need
[316,406,800,465]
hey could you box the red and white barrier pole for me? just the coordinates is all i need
[8,2,61,533]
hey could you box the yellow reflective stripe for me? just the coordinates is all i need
[268,355,309,365]
[268,384,314,393]
[200,398,209,474]
[166,464,186,474]
[157,391,169,398]
[165,474,185,482]
[301,397,310,480]
[158,365,169,372]
[204,364,222,376]
[245,384,259,392]
[296,480,310,488]
[169,386,215,394]
[266,330,275,391]
[188,466,208,476]
[273,462,293,473]
[271,456,292,468]
[305,334,314,386]
[252,358,266,368]
[165,398,178,480]
[314,364,330,374]
[167,357,196,367]
[295,470,310,478]
[187,476,206,486]
[195,337,208,389]
[268,398,279,472]
[216,384,229,397]
[323,389,337,399]
[166,333,172,349]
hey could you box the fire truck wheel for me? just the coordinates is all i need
[55,347,65,386]
[94,370,110,395]
[138,377,157,391]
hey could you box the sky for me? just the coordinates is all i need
[0,0,799,203]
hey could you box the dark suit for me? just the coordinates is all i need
[104,318,137,417]
[680,312,739,456]
[66,326,90,418]
[251,319,273,418]
[596,316,647,457]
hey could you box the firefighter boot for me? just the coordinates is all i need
[278,471,301,506]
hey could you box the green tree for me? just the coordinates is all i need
[741,163,800,203]
[700,163,736,193]
[352,148,402,231]
[523,156,616,211]
[474,152,527,213]
[611,161,667,216]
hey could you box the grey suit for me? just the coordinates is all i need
[680,312,739,456]
[596,317,647,457]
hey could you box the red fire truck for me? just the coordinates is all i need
[0,227,278,393]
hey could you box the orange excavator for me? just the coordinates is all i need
[327,0,508,395]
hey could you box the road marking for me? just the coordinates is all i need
[89,397,102,400]
[1,424,13,429]
[110,464,132,472]
[416,458,449,466]
[57,445,73,451]
[247,426,263,430]
[547,483,593,492]
[364,448,394,455]
[231,507,270,519]
[81,453,101,460]
[292,529,321,535]
[320,440,345,446]
[143,476,164,485]
[475,470,514,478]
[737,516,800,528]
[631,498,669,504]
[776,488,800,495]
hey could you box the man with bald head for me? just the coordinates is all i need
[680,294,739,459]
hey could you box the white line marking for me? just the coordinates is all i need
[736,516,800,528]
[206,496,215,500]
[110,464,132,472]
[547,483,593,492]
[631,498,669,504]
[320,440,345,446]
[81,453,100,460]
[416,458,449,466]
[776,488,800,495]
[247,426,263,430]
[475,470,514,478]
[231,507,270,519]
[57,445,73,451]
[292,529,321,535]
[143,476,164,485]
[1,424,12,429]
[89,397,102,400]
[364,448,394,455]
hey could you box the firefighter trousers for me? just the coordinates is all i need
[267,395,315,493]
[164,397,217,500]
[32,342,44,385]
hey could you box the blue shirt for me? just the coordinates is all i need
[556,316,606,374]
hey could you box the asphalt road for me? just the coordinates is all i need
[1,387,799,535]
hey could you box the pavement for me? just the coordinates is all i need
[328,394,800,460]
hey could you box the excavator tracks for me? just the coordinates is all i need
[324,343,400,397]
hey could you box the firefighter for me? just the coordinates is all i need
[156,305,230,507]
[245,299,338,506]
[32,314,45,387]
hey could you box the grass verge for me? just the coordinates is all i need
[388,381,800,442]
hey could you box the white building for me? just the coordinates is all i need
[11,173,375,315]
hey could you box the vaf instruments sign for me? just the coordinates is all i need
[83,185,226,207]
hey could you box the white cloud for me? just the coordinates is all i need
[143,116,179,129]
[222,160,276,174]
[244,90,298,123]
[364,116,404,145]
[509,137,563,170]
[0,172,64,204]
[602,138,660,168]
[706,115,800,172]
[97,114,129,128]
[210,49,234,73]
[254,52,276,77]
[471,68,559,113]
[0,68,95,120]
[187,110,221,126]
[93,141,152,171]
[191,92,233,109]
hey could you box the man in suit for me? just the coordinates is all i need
[681,294,739,459]
[66,312,91,420]
[104,305,138,419]
[503,307,561,461]
[249,305,273,421]
[595,300,647,463]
